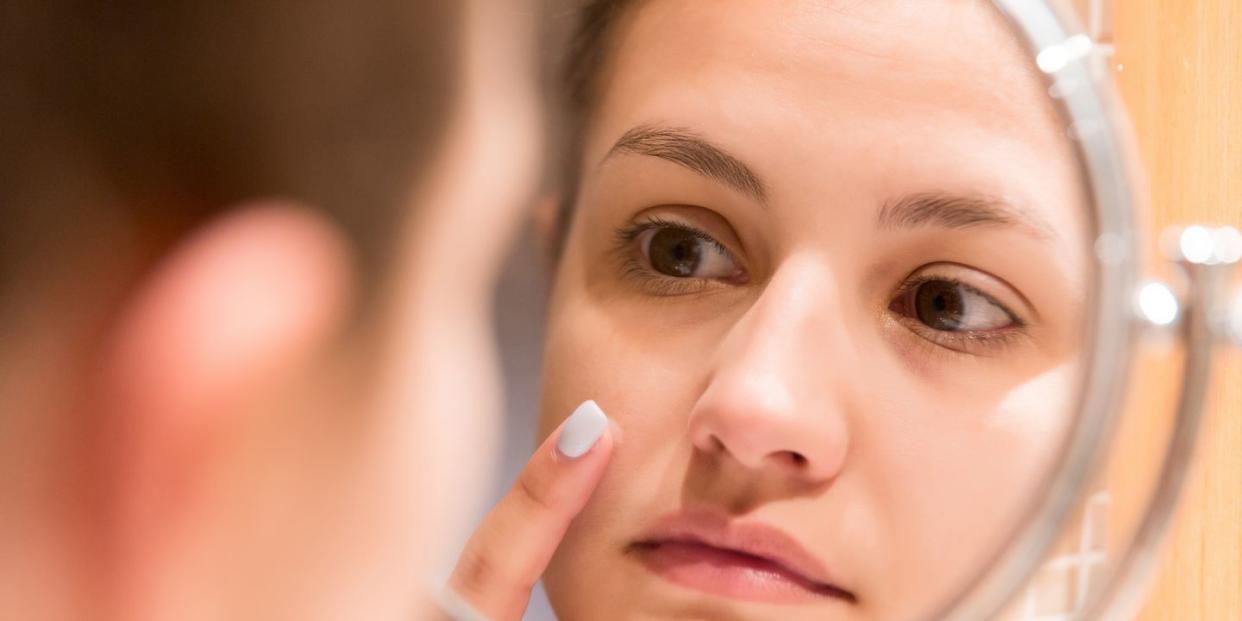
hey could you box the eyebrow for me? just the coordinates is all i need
[604,124,768,204]
[876,192,1055,239]
[603,125,1055,240]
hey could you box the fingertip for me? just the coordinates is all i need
[606,416,623,447]
[555,400,610,459]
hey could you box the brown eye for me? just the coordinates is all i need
[915,280,966,330]
[647,228,702,277]
[638,225,739,280]
[901,279,1014,332]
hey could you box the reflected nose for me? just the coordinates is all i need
[688,257,851,484]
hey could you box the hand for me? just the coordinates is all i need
[439,401,615,621]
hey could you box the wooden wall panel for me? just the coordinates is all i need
[1110,0,1242,618]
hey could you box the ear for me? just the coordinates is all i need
[99,201,353,592]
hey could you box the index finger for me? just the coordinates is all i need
[446,400,615,621]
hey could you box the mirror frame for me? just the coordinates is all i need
[940,3,1238,619]
[931,1,1144,618]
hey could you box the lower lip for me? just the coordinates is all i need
[631,540,849,604]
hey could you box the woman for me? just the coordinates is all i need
[450,1,1089,619]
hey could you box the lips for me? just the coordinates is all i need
[627,509,856,605]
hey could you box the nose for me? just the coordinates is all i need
[688,256,851,484]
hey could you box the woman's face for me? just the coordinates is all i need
[539,1,1089,619]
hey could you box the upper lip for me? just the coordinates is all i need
[629,508,855,601]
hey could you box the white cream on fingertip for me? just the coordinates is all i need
[557,400,609,459]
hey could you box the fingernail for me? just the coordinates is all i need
[557,400,609,459]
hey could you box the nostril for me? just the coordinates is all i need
[779,451,808,468]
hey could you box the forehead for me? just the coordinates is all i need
[588,0,1083,235]
[598,0,1058,139]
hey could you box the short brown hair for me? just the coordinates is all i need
[0,1,461,296]
[554,0,634,251]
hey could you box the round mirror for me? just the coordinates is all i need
[3,0,1235,619]
[467,1,1240,620]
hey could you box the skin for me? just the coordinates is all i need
[537,1,1089,619]
[0,2,541,619]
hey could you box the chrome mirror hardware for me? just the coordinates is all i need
[1139,225,1242,339]
[1229,289,1242,347]
[931,2,1234,618]
[1155,225,1242,345]
[1087,224,1241,621]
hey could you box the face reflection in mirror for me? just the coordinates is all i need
[539,1,1090,619]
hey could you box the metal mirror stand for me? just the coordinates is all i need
[945,2,1242,619]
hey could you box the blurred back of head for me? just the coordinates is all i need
[0,2,499,619]
[0,0,459,303]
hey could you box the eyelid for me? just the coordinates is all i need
[888,264,1036,357]
[617,216,724,252]
[616,213,749,276]
[887,294,1026,358]
[638,205,749,250]
[611,214,748,296]
[902,321,1029,357]
[901,262,1037,326]
[893,274,1021,328]
[620,209,746,255]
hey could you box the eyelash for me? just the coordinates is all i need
[612,217,741,296]
[888,274,1028,356]
[612,219,1030,355]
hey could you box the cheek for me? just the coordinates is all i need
[539,250,734,434]
[860,363,1079,602]
[538,285,723,523]
[540,291,716,604]
[540,296,705,445]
